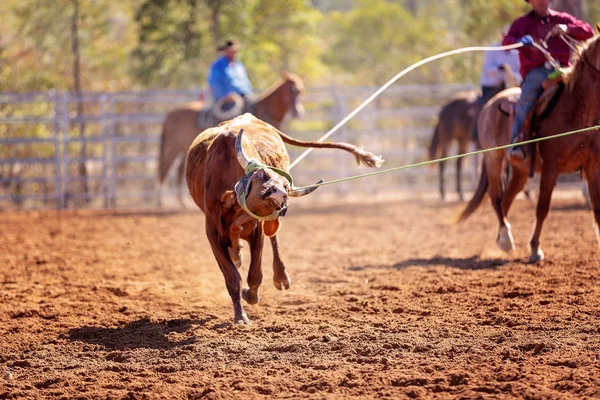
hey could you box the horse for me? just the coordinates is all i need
[428,90,479,201]
[429,64,519,201]
[158,72,305,206]
[457,30,600,263]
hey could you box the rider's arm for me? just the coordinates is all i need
[558,14,594,41]
[502,20,525,46]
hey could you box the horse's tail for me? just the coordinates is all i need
[276,130,383,168]
[428,123,441,160]
[455,160,488,223]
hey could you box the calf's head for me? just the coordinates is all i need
[232,129,321,235]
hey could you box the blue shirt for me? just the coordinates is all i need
[207,56,253,101]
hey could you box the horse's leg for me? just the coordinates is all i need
[242,225,264,305]
[457,140,468,201]
[270,235,291,290]
[529,165,558,263]
[486,153,515,252]
[584,161,600,244]
[501,163,529,216]
[439,148,448,201]
[205,222,249,324]
[176,158,186,208]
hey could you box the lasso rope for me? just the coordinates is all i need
[289,43,524,170]
[292,124,600,191]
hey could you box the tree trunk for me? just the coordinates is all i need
[71,0,89,204]
[207,0,222,52]
[551,0,584,19]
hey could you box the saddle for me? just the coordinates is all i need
[497,70,569,176]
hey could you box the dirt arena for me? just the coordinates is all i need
[2,193,600,399]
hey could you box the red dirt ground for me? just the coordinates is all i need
[1,196,600,399]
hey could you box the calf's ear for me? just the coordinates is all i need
[262,219,281,237]
[221,190,237,208]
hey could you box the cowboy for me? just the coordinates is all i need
[207,40,253,120]
[473,27,522,142]
[503,0,593,161]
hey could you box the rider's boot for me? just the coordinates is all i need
[508,133,527,163]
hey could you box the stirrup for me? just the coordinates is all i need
[508,144,527,162]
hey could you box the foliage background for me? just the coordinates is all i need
[0,0,598,92]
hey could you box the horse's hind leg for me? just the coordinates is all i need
[502,163,529,216]
[456,140,468,201]
[486,153,515,252]
[529,165,558,263]
[584,161,600,245]
[439,159,446,201]
[176,158,186,208]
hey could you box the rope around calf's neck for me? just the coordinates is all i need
[291,124,600,191]
[289,43,525,170]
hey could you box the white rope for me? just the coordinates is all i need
[289,43,524,170]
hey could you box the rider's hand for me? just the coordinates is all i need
[517,35,534,47]
[550,24,568,36]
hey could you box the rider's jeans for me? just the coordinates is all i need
[511,66,553,142]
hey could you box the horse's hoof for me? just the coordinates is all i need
[273,272,291,290]
[528,248,544,263]
[234,313,251,325]
[242,288,260,305]
[497,226,516,253]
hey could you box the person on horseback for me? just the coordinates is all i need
[207,40,253,120]
[503,0,593,162]
[472,27,522,143]
[477,27,522,107]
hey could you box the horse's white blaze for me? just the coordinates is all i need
[497,223,516,253]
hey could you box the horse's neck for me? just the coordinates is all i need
[552,71,600,128]
[253,85,287,128]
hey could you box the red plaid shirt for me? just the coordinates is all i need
[502,9,594,78]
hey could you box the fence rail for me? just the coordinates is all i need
[0,84,476,209]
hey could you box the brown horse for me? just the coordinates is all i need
[458,31,600,263]
[158,72,305,206]
[429,65,519,201]
[428,91,479,201]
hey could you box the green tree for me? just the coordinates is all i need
[323,0,456,85]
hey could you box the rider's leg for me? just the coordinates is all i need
[509,67,551,160]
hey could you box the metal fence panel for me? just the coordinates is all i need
[0,85,474,209]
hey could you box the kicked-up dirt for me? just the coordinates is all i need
[1,196,600,399]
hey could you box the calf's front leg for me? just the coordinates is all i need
[206,221,250,324]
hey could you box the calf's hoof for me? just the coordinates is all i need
[497,225,516,253]
[228,246,243,269]
[273,272,291,290]
[242,288,260,305]
[528,247,544,263]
